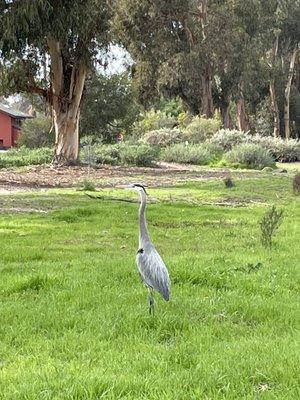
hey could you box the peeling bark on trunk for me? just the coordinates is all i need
[201,65,214,118]
[269,81,280,137]
[53,109,80,165]
[198,0,207,40]
[198,1,213,118]
[267,36,280,137]
[220,93,233,129]
[47,37,87,165]
[237,84,250,132]
[284,45,299,140]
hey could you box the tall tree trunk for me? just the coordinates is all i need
[237,83,250,132]
[201,65,214,118]
[48,38,87,165]
[198,1,213,118]
[269,81,280,137]
[268,36,280,137]
[220,93,233,129]
[198,0,207,40]
[284,45,299,140]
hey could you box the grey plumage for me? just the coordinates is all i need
[126,183,171,313]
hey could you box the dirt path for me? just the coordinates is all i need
[0,162,266,193]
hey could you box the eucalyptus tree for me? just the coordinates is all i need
[113,0,269,130]
[81,72,140,142]
[279,0,300,139]
[0,0,111,164]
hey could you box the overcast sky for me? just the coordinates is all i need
[101,45,133,75]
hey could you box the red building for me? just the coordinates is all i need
[0,103,33,149]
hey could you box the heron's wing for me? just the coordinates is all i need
[136,247,170,301]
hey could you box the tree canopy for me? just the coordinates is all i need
[0,0,112,164]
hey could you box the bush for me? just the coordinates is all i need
[260,205,284,248]
[209,129,249,151]
[271,139,300,162]
[0,146,53,168]
[183,116,221,143]
[250,136,300,162]
[161,143,222,165]
[79,179,96,191]
[94,144,121,165]
[18,115,54,148]
[223,143,275,170]
[140,128,182,147]
[119,144,159,167]
[94,144,159,167]
[132,110,177,138]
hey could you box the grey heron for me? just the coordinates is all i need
[126,183,171,314]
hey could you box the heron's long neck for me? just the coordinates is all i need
[139,192,150,247]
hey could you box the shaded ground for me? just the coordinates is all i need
[0,162,285,192]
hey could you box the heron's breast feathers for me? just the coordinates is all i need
[136,247,171,301]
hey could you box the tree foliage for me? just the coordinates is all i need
[113,0,300,138]
[0,0,112,164]
[80,72,140,142]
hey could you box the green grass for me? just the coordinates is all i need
[0,175,299,399]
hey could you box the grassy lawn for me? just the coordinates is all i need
[0,174,299,399]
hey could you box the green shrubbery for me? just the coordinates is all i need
[210,129,300,163]
[18,115,54,148]
[0,147,53,168]
[182,116,221,143]
[209,129,248,151]
[132,110,177,138]
[140,128,182,147]
[94,143,159,167]
[2,117,299,170]
[161,143,222,165]
[223,143,276,170]
[251,136,300,162]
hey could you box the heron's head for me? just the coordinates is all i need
[125,183,148,196]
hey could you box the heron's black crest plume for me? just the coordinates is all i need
[134,184,147,194]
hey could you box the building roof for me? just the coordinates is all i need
[0,103,33,118]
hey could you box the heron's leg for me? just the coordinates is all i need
[148,288,155,315]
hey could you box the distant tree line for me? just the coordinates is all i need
[0,1,299,165]
[113,0,300,139]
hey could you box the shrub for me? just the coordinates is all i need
[80,136,98,167]
[223,143,275,170]
[161,143,222,165]
[183,116,221,144]
[293,173,300,195]
[94,144,159,167]
[260,205,284,248]
[132,110,177,138]
[209,129,249,151]
[140,128,182,147]
[271,139,300,162]
[119,144,159,167]
[94,145,121,165]
[18,115,54,148]
[79,179,96,191]
[0,147,53,168]
[250,135,300,162]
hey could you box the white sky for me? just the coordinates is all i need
[100,45,133,75]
